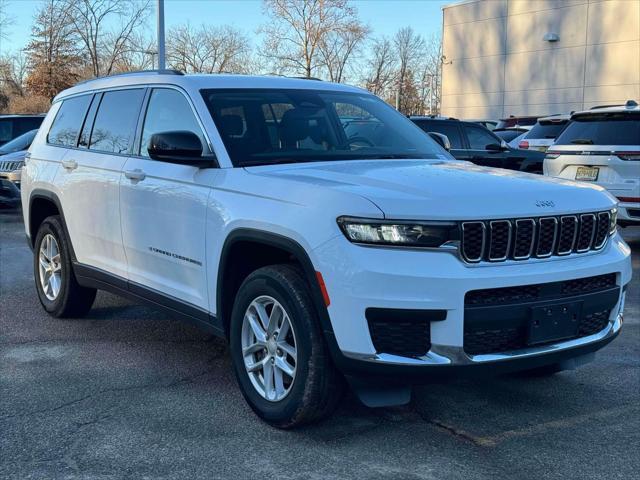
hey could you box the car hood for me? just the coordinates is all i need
[248,159,615,219]
[0,150,27,161]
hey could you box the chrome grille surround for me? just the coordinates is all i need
[556,215,578,255]
[0,160,23,172]
[459,211,612,263]
[512,219,536,260]
[487,220,512,261]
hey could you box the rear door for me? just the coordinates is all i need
[412,120,467,158]
[54,88,145,278]
[119,87,216,310]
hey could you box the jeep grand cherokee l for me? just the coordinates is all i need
[22,72,632,428]
[544,101,639,226]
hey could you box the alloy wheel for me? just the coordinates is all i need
[241,295,298,402]
[38,233,62,301]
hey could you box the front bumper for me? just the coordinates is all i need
[0,169,21,187]
[313,231,631,377]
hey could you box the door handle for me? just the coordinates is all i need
[61,159,78,171]
[124,169,146,182]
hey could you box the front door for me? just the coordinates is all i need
[119,88,216,310]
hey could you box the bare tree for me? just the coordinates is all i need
[393,27,425,113]
[0,0,14,44]
[0,51,28,96]
[319,21,369,83]
[260,0,362,78]
[166,23,252,74]
[363,36,396,97]
[113,31,157,72]
[64,0,150,78]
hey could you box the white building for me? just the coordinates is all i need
[440,0,640,119]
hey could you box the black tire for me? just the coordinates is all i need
[229,264,343,428]
[33,215,96,318]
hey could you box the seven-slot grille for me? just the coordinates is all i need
[461,211,611,263]
[0,160,23,172]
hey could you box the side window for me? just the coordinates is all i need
[464,124,499,150]
[48,95,92,146]
[90,89,145,154]
[0,119,12,144]
[140,88,205,157]
[415,121,463,149]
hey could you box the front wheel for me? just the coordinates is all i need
[229,265,343,428]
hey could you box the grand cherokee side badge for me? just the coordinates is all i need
[535,200,555,207]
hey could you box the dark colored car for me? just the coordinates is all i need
[0,114,45,147]
[495,115,539,129]
[493,127,530,143]
[410,116,546,173]
[0,178,21,208]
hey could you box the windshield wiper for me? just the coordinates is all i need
[570,138,594,144]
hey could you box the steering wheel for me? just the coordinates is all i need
[348,137,374,150]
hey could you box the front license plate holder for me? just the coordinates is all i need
[528,302,582,345]
[575,166,599,181]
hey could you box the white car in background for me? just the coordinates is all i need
[519,114,571,152]
[544,101,640,226]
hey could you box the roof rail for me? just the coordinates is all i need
[75,69,184,86]
[289,76,323,81]
[589,103,623,110]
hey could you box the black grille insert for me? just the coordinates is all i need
[464,274,619,355]
[366,308,446,358]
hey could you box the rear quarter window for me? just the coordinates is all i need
[48,95,93,147]
[413,121,464,149]
[555,113,639,146]
[526,121,568,140]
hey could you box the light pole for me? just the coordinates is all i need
[157,0,166,70]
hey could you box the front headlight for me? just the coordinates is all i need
[610,208,617,234]
[337,217,458,247]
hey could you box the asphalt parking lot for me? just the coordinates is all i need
[1,208,638,480]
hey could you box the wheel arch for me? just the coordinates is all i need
[217,228,336,343]
[28,189,76,260]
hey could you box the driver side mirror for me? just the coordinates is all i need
[486,140,509,152]
[428,132,451,151]
[148,131,216,167]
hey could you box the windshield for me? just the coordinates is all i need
[526,120,568,140]
[0,129,38,154]
[201,88,446,166]
[555,112,639,146]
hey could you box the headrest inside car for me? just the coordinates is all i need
[218,115,244,137]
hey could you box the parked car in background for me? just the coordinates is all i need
[496,115,539,129]
[0,114,44,147]
[0,178,21,208]
[545,101,640,226]
[468,119,498,131]
[493,126,531,144]
[0,129,39,188]
[519,114,571,152]
[411,116,545,173]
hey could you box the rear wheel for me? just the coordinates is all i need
[33,216,96,318]
[229,264,343,428]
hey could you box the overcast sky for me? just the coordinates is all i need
[0,0,449,55]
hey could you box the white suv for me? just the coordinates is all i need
[544,101,640,226]
[21,72,632,428]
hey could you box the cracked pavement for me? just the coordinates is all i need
[1,208,639,479]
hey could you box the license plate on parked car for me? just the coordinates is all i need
[575,166,599,181]
[528,302,582,345]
